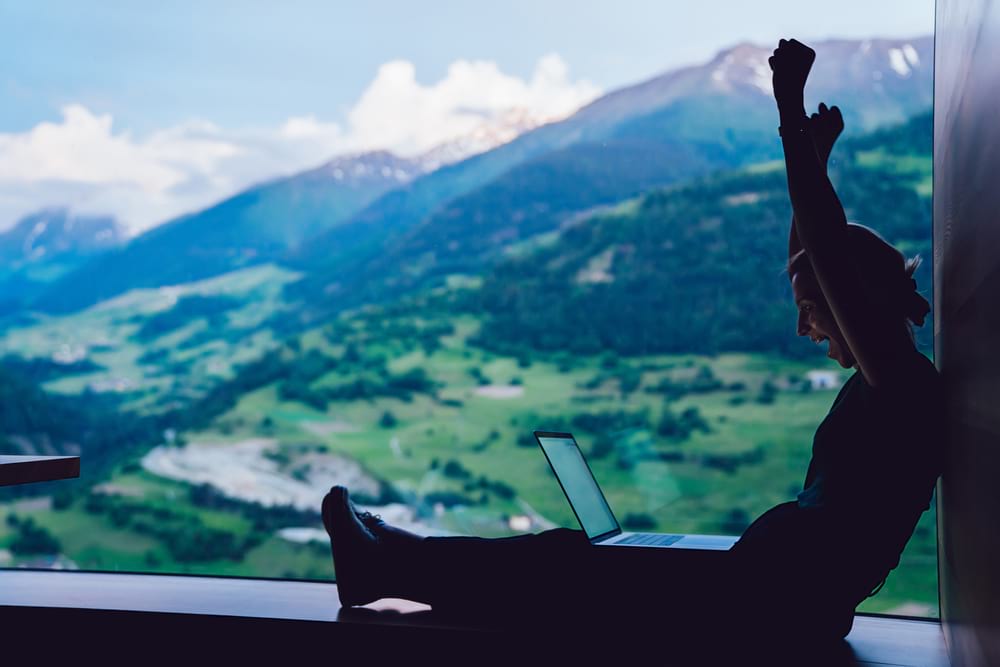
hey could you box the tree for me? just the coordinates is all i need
[379,410,398,428]
[756,380,778,404]
[10,518,62,555]
[52,491,74,511]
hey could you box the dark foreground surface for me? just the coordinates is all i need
[0,570,947,665]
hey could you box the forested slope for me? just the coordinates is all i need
[471,112,933,358]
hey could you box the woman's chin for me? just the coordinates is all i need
[831,352,856,369]
[826,341,854,368]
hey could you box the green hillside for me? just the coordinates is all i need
[471,112,933,359]
[290,127,782,315]
[0,364,160,497]
[288,37,934,313]
[294,133,778,312]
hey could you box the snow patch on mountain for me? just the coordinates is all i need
[750,61,773,94]
[419,107,553,171]
[297,108,552,192]
[0,208,124,265]
[888,48,912,77]
[703,44,776,95]
[306,150,425,186]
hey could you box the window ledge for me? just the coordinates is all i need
[0,569,425,624]
[0,570,947,665]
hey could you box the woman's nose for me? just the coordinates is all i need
[797,313,810,336]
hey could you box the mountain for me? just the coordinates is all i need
[33,151,428,313]
[565,39,932,134]
[34,36,932,315]
[470,111,933,359]
[29,108,556,315]
[0,209,124,313]
[0,208,123,264]
[288,37,933,311]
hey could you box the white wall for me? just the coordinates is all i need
[934,2,1000,665]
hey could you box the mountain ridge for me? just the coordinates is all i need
[32,35,932,315]
[286,36,932,313]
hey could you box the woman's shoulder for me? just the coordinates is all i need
[855,350,941,417]
[863,350,939,392]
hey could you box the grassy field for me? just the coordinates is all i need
[0,264,298,408]
[0,300,938,616]
[855,150,933,196]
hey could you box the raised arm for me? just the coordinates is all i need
[789,103,844,258]
[771,39,911,387]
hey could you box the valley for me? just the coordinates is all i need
[0,280,937,615]
[0,36,937,617]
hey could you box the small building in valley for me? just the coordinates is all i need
[806,370,840,390]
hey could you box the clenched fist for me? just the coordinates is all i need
[769,39,816,117]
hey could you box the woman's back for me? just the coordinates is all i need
[732,350,943,636]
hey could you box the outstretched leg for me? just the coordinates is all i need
[322,486,734,629]
[322,485,590,612]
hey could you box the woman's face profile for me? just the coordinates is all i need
[791,269,856,369]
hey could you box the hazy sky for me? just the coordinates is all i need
[0,0,933,232]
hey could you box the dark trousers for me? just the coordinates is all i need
[404,503,879,643]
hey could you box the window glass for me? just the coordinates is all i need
[0,2,936,617]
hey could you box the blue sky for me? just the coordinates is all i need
[0,0,933,232]
[1,0,932,132]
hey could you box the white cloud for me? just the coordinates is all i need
[345,54,599,155]
[0,108,253,235]
[0,105,187,190]
[0,54,600,235]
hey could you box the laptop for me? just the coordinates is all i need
[535,431,738,550]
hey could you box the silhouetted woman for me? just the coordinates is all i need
[322,39,943,646]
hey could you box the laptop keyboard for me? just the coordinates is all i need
[616,533,683,547]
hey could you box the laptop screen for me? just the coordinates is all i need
[536,433,620,541]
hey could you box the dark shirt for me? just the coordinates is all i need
[728,351,943,633]
[797,350,944,567]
